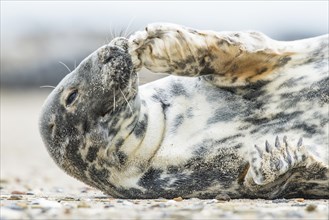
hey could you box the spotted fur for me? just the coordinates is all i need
[40,24,328,199]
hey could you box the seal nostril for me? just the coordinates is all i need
[100,109,111,118]
[47,123,55,137]
[103,55,114,64]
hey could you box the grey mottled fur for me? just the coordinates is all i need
[40,24,329,199]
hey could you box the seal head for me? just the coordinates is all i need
[39,38,137,187]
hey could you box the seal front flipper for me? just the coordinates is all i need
[128,23,295,86]
[247,136,308,185]
[244,136,329,198]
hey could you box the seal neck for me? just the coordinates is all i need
[113,93,165,160]
[104,93,166,187]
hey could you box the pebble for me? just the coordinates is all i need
[291,203,307,207]
[104,204,114,208]
[16,202,28,209]
[62,197,75,201]
[94,196,110,199]
[215,193,231,202]
[154,198,167,202]
[64,208,72,215]
[52,187,64,193]
[150,203,166,208]
[6,204,25,211]
[11,190,26,195]
[173,196,183,202]
[295,198,305,202]
[166,200,177,205]
[305,204,317,212]
[181,204,204,211]
[77,201,91,208]
[26,192,35,195]
[31,204,43,209]
[7,195,23,200]
[206,199,218,204]
[61,202,75,210]
[122,200,134,206]
[31,198,62,208]
[272,199,289,203]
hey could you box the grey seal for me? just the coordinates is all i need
[39,23,329,199]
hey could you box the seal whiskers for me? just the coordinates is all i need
[58,61,72,73]
[113,88,116,111]
[40,85,56,89]
[119,88,133,113]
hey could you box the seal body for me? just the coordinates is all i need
[40,24,329,199]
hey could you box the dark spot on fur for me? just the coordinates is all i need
[167,165,180,174]
[108,126,119,138]
[256,67,268,75]
[186,107,194,118]
[238,163,250,184]
[82,120,90,135]
[207,106,240,124]
[278,76,305,89]
[126,115,139,130]
[65,138,88,175]
[117,151,127,165]
[115,138,125,149]
[134,114,148,138]
[275,56,291,68]
[232,76,238,83]
[244,117,271,126]
[151,92,171,119]
[217,134,243,144]
[249,111,303,134]
[88,165,113,191]
[241,80,269,101]
[160,101,171,114]
[292,123,317,135]
[234,144,243,149]
[170,82,189,97]
[199,65,216,76]
[86,146,99,162]
[171,114,184,132]
[139,168,168,190]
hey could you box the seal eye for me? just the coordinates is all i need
[66,90,78,106]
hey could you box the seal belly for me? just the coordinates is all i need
[115,76,252,198]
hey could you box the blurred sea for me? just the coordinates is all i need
[1,1,328,88]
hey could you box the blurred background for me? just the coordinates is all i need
[1,1,328,191]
